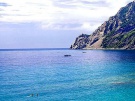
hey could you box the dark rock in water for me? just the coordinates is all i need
[64,55,71,57]
[82,52,86,53]
[71,0,135,50]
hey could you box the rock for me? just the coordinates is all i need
[71,1,135,50]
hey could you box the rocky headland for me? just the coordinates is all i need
[71,0,135,50]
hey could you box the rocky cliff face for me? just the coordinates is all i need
[71,1,135,49]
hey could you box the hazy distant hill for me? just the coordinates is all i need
[71,0,135,50]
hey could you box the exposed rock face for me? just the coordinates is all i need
[70,34,89,49]
[71,1,135,49]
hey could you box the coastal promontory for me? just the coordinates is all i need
[71,0,135,50]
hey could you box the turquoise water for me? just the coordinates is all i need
[0,49,135,101]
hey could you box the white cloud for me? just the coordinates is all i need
[0,0,133,31]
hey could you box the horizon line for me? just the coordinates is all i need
[0,48,70,51]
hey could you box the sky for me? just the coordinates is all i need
[0,0,133,49]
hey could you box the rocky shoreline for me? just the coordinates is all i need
[71,1,135,50]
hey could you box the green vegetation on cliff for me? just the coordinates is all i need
[71,1,135,50]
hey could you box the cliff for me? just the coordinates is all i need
[71,1,135,50]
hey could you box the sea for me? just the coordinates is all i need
[0,48,135,101]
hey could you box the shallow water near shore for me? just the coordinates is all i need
[0,49,135,101]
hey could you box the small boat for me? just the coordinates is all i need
[64,55,71,57]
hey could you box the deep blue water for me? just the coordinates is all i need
[0,49,135,101]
